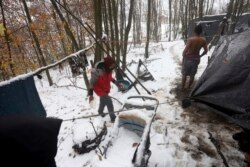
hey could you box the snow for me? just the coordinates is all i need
[0,72,33,87]
[25,40,246,166]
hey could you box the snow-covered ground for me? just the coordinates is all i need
[36,40,246,167]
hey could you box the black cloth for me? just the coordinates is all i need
[0,114,62,167]
[190,30,250,130]
[0,75,46,117]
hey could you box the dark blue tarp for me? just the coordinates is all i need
[190,30,250,130]
[0,75,46,117]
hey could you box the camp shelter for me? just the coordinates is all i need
[189,30,250,130]
[188,13,250,43]
[0,73,46,117]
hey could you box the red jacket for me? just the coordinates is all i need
[93,72,113,96]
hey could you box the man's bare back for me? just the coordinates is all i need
[183,36,207,56]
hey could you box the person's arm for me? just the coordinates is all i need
[88,69,99,102]
[200,40,208,58]
[112,78,121,89]
[182,39,191,64]
[182,39,191,57]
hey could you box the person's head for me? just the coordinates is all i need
[103,56,116,72]
[194,24,203,35]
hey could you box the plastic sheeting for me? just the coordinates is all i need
[0,75,46,117]
[190,30,250,130]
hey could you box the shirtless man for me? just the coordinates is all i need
[182,24,208,91]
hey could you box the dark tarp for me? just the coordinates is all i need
[190,30,250,130]
[0,75,46,117]
[0,114,62,167]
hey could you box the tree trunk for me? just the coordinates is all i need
[93,0,103,63]
[208,0,214,14]
[51,0,79,51]
[51,9,68,59]
[107,0,115,54]
[112,0,121,67]
[227,0,245,34]
[145,0,152,58]
[245,0,250,12]
[169,0,172,41]
[133,0,142,45]
[122,0,134,69]
[0,0,15,77]
[22,0,53,86]
[184,0,189,42]
[173,0,178,39]
[199,0,204,20]
[205,0,210,15]
[120,0,125,58]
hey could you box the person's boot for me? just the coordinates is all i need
[110,115,116,123]
[99,113,105,117]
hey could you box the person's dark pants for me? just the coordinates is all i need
[182,58,199,77]
[98,96,116,121]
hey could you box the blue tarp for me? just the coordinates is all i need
[0,75,46,117]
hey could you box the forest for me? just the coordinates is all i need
[0,0,249,85]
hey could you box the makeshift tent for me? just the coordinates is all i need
[188,13,250,43]
[190,30,250,130]
[0,114,62,167]
[0,74,46,117]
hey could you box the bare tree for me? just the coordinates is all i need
[199,0,204,20]
[145,0,152,58]
[111,0,121,65]
[107,0,115,54]
[119,0,125,58]
[93,0,103,63]
[0,0,15,78]
[133,0,142,45]
[122,0,134,70]
[244,0,250,12]
[227,0,245,34]
[169,0,172,41]
[173,0,180,39]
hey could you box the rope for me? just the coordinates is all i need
[33,42,96,76]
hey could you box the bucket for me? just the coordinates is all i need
[117,80,131,92]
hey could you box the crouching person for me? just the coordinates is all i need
[88,56,117,123]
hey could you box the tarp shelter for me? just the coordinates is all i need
[188,13,250,43]
[0,74,46,117]
[190,30,250,130]
[0,114,62,167]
